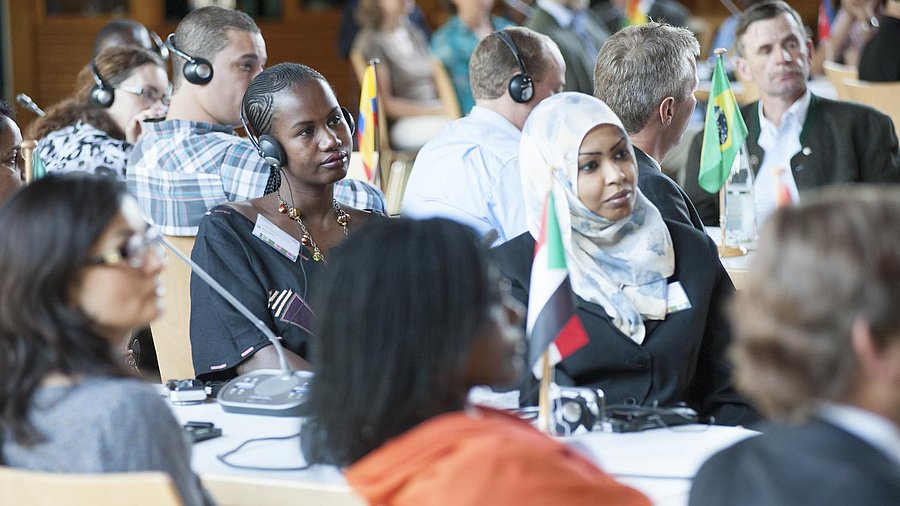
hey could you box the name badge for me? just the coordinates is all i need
[252,213,300,261]
[666,281,692,314]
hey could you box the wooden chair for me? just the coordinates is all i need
[841,79,900,131]
[202,474,366,506]
[823,60,859,100]
[152,235,197,382]
[0,467,183,506]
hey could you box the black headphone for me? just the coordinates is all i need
[240,103,356,169]
[495,30,534,104]
[89,61,115,108]
[150,30,170,62]
[165,34,213,85]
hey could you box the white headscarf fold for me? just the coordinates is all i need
[520,93,674,344]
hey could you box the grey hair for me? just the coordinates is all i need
[593,22,699,134]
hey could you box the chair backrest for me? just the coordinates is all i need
[841,79,900,131]
[0,466,184,506]
[152,235,197,382]
[201,474,366,506]
[823,60,858,100]
[20,140,36,183]
[430,58,461,120]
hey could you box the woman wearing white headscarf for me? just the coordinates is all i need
[493,93,758,426]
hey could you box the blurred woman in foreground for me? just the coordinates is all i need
[303,217,649,506]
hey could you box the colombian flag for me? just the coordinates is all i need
[357,64,378,182]
[698,51,748,194]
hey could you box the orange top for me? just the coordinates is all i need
[345,407,651,506]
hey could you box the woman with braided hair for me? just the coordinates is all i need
[189,63,381,381]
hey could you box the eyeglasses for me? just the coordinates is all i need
[115,85,172,107]
[87,227,166,269]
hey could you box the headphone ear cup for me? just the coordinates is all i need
[257,134,286,168]
[341,107,356,135]
[90,85,114,108]
[508,74,534,104]
[183,58,213,85]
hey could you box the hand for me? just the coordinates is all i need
[124,104,166,144]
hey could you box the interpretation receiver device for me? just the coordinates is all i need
[161,238,313,417]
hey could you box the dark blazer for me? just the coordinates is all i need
[684,94,900,225]
[525,7,609,94]
[492,220,758,426]
[690,418,900,506]
[635,147,705,231]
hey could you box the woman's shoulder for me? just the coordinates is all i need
[664,219,718,260]
[491,232,535,269]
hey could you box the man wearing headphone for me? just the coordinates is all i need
[127,6,384,236]
[402,27,565,246]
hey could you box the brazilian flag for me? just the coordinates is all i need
[698,53,748,194]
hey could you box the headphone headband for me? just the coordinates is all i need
[496,30,529,76]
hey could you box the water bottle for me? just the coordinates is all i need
[724,157,757,245]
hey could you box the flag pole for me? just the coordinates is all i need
[710,47,746,258]
[537,349,554,435]
[367,58,384,187]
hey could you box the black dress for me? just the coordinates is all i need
[190,205,325,381]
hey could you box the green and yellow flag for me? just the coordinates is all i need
[698,52,748,194]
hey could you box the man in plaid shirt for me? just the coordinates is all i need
[127,6,384,236]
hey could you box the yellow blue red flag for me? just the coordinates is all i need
[357,64,378,182]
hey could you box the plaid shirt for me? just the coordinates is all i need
[127,120,385,236]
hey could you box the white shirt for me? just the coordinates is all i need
[402,106,527,245]
[754,91,809,227]
[819,403,900,467]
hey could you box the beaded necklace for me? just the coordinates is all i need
[276,192,350,262]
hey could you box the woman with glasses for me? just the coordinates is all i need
[0,174,212,506]
[27,46,169,179]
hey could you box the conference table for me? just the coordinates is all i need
[168,396,758,506]
[705,227,753,290]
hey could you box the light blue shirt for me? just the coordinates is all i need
[402,106,526,245]
[820,403,900,467]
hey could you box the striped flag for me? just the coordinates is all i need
[357,64,378,182]
[818,0,835,41]
[527,192,589,379]
[698,51,748,194]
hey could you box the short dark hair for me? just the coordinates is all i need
[730,187,900,421]
[92,18,152,57]
[242,62,327,194]
[172,6,260,87]
[304,218,498,466]
[0,174,133,445]
[470,27,556,100]
[735,0,805,56]
[0,99,14,120]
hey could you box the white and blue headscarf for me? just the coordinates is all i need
[520,92,674,344]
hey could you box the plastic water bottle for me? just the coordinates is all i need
[725,160,757,245]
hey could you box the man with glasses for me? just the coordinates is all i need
[126,6,385,237]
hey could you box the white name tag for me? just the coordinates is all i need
[252,213,300,262]
[666,281,692,314]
